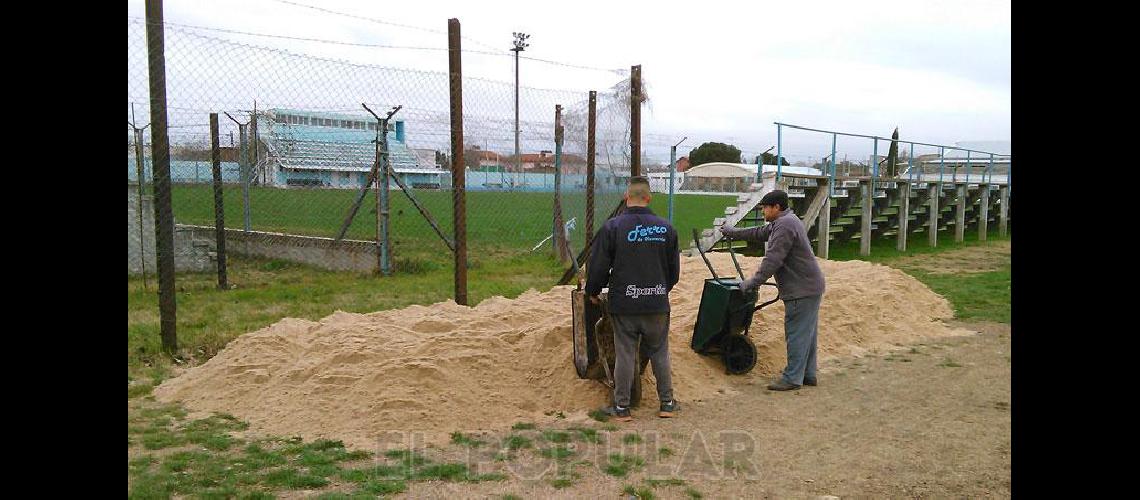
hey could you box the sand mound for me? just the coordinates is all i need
[155,253,972,448]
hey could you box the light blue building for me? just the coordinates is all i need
[259,109,444,189]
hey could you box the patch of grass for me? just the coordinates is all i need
[604,453,645,477]
[540,445,575,460]
[568,426,601,443]
[410,463,469,482]
[541,430,572,443]
[601,424,619,432]
[262,467,331,489]
[493,453,513,462]
[511,422,537,430]
[587,409,610,423]
[141,430,184,450]
[338,468,370,483]
[622,484,656,499]
[129,383,155,399]
[383,449,429,466]
[684,486,704,499]
[128,455,157,475]
[622,433,642,444]
[502,495,523,500]
[503,435,533,450]
[906,266,1011,323]
[644,477,686,487]
[658,447,674,458]
[939,357,964,368]
[551,477,574,489]
[450,431,486,448]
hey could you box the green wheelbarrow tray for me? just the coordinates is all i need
[571,288,651,407]
[690,228,780,375]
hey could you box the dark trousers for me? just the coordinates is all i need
[780,295,822,385]
[611,313,674,407]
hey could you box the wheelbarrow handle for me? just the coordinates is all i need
[753,281,780,311]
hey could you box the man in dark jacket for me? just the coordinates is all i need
[586,176,681,421]
[720,190,826,391]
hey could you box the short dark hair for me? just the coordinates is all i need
[759,190,789,211]
[627,176,651,200]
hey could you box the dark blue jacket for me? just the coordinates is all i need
[585,206,680,315]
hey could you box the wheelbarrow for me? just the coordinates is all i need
[571,287,650,407]
[690,228,780,374]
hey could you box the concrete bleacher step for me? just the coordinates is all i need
[736,193,752,203]
[724,206,738,215]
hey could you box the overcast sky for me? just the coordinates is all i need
[128,0,1010,164]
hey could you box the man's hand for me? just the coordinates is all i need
[589,295,601,305]
[740,278,757,293]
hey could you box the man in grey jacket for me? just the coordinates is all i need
[720,190,826,391]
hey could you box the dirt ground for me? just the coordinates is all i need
[269,320,1010,499]
[888,241,1011,274]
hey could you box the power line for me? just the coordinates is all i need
[262,0,625,74]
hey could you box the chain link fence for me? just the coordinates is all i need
[128,17,632,282]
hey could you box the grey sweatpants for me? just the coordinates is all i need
[611,313,674,407]
[781,294,822,385]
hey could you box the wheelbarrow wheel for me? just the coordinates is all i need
[721,334,757,375]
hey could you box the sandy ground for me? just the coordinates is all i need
[147,241,1011,497]
[337,321,1011,499]
[154,253,972,450]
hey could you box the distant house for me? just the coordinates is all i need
[677,156,691,172]
[472,150,506,170]
[512,151,588,174]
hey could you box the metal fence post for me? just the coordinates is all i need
[669,144,677,223]
[585,91,596,256]
[776,123,783,182]
[448,18,468,305]
[210,113,228,290]
[829,133,837,196]
[145,0,177,354]
[630,64,641,177]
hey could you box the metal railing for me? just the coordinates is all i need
[772,122,1011,194]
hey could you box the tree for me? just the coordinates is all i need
[754,152,790,166]
[688,142,742,166]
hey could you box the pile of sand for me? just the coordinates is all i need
[155,253,973,448]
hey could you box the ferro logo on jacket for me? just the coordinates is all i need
[627,224,668,243]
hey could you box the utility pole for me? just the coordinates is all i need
[511,32,530,189]
[669,136,687,223]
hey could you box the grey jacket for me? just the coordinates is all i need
[720,209,826,300]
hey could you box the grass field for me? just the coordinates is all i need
[170,185,736,268]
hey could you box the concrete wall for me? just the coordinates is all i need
[128,185,215,275]
[178,225,379,273]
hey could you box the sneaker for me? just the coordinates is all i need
[601,405,633,422]
[658,400,680,418]
[803,377,817,386]
[767,379,801,391]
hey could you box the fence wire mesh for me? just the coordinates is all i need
[128,17,631,280]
